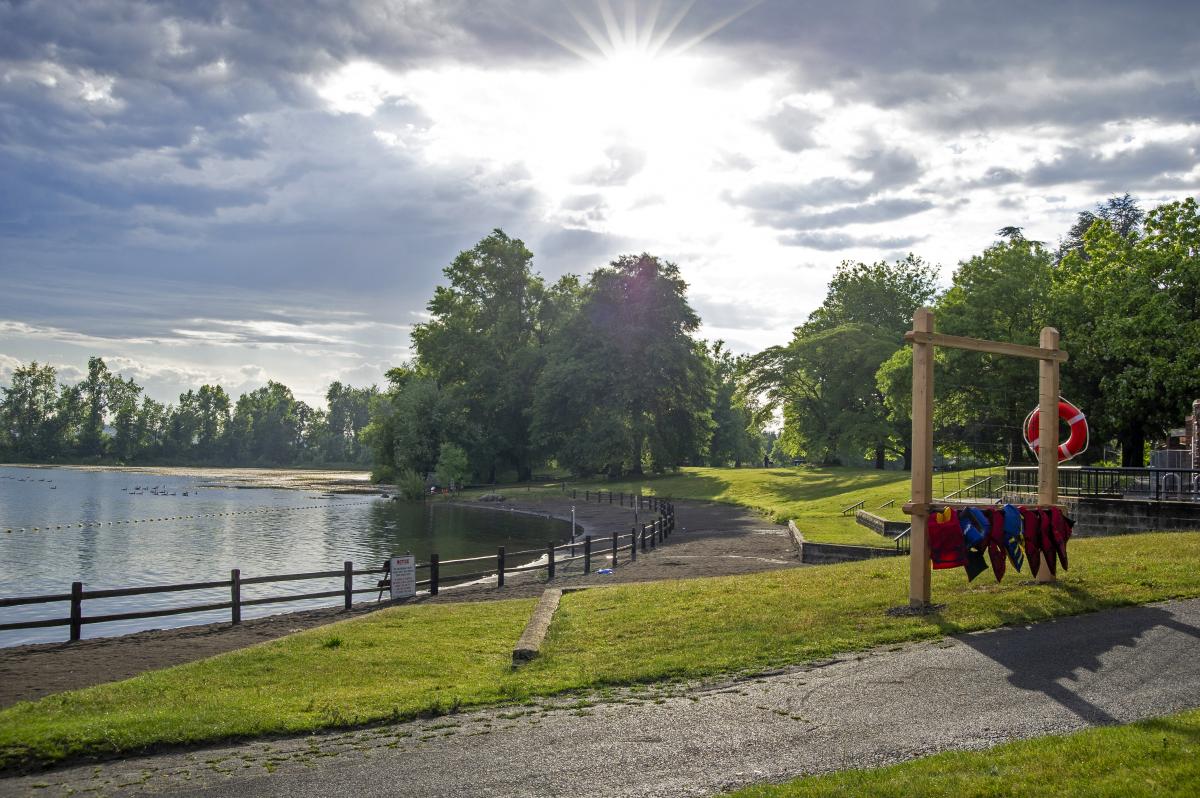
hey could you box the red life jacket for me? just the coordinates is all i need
[1038,509,1057,576]
[1050,507,1073,570]
[1020,507,1042,577]
[987,507,1007,582]
[928,508,966,569]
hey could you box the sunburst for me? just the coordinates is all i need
[532,0,764,66]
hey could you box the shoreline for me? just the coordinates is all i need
[0,496,799,708]
[0,462,380,493]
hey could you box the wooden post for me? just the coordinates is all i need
[1037,326,1061,583]
[547,542,556,579]
[909,307,934,608]
[641,524,648,552]
[611,531,618,567]
[231,568,241,624]
[497,547,505,588]
[69,581,83,642]
[430,554,439,596]
[343,561,353,610]
[584,535,592,574]
[630,526,637,561]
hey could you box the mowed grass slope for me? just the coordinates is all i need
[502,465,1002,546]
[728,707,1200,797]
[3,532,1200,769]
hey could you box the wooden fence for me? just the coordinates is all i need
[0,500,675,644]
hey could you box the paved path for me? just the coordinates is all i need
[4,598,1199,797]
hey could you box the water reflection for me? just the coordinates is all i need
[0,466,568,645]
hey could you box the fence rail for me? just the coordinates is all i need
[1,499,676,644]
[1006,466,1200,502]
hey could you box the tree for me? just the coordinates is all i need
[933,237,1055,463]
[0,361,60,459]
[1052,197,1200,465]
[751,256,937,468]
[76,357,111,458]
[435,441,470,488]
[411,230,549,482]
[532,254,713,475]
[1057,193,1145,261]
[707,341,762,467]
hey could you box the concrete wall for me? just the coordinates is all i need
[1061,497,1200,537]
[788,520,905,564]
[854,510,909,538]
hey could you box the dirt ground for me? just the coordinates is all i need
[0,495,801,709]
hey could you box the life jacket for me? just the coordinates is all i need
[928,508,966,569]
[1038,508,1057,576]
[965,545,990,581]
[987,507,1007,582]
[1020,507,1042,577]
[1001,504,1025,572]
[1049,507,1073,571]
[961,507,989,550]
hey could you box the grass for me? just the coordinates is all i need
[2,532,1200,770]
[482,464,1005,546]
[727,707,1200,797]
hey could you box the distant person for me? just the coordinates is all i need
[763,455,771,468]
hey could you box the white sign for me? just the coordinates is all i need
[390,555,417,599]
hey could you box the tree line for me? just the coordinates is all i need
[747,194,1200,469]
[0,358,376,466]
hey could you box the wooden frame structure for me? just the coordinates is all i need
[903,307,1069,608]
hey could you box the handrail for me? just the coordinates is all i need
[939,475,993,501]
[877,499,895,509]
[840,500,866,516]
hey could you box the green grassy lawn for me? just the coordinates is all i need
[481,465,1004,546]
[727,707,1200,797]
[3,532,1200,770]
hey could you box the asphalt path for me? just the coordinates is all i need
[4,598,1200,797]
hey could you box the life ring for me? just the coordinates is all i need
[1023,398,1088,462]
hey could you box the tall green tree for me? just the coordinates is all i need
[410,230,549,482]
[1052,197,1200,465]
[707,341,762,467]
[0,361,60,459]
[532,254,713,475]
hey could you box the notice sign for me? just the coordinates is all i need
[390,555,417,599]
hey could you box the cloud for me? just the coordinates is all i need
[779,231,927,251]
[763,104,821,152]
[745,197,936,232]
[575,144,647,186]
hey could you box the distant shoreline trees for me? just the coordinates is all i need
[0,363,375,467]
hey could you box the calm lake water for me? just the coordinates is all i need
[0,466,569,646]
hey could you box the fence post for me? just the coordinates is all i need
[641,524,648,552]
[651,521,657,549]
[343,560,353,610]
[548,542,556,579]
[430,554,439,596]
[498,547,506,588]
[609,491,613,504]
[630,526,637,561]
[572,488,576,498]
[611,531,618,567]
[70,581,83,642]
[584,535,592,574]
[231,569,241,625]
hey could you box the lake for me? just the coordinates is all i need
[0,465,570,646]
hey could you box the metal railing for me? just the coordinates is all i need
[840,500,866,516]
[1006,467,1200,502]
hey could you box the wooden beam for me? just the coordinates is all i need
[909,307,934,608]
[1036,326,1060,583]
[904,331,1068,363]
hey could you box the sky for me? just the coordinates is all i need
[1,0,1198,407]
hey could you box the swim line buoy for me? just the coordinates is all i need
[1023,398,1088,462]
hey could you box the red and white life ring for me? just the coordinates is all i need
[1023,398,1088,462]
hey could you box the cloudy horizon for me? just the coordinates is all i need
[2,0,1198,406]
